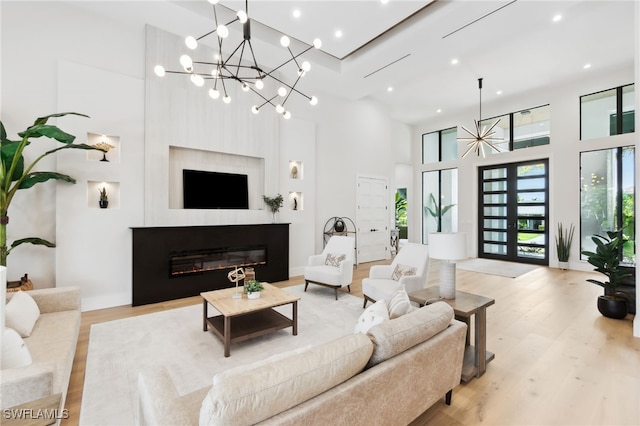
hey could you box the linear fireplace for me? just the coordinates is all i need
[131,224,289,306]
[169,246,267,277]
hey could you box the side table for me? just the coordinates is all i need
[409,287,495,382]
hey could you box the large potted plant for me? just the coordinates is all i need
[0,112,99,269]
[555,222,574,270]
[581,230,632,319]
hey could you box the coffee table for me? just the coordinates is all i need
[201,283,300,357]
[409,287,495,382]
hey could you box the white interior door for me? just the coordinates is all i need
[357,176,390,263]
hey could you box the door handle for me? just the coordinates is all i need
[371,228,378,232]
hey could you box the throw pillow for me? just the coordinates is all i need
[1,327,33,369]
[391,263,416,281]
[387,286,413,319]
[354,299,389,334]
[325,253,346,267]
[5,291,40,337]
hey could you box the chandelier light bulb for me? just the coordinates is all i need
[313,38,322,49]
[185,36,198,50]
[208,0,219,4]
[255,79,264,90]
[217,24,229,38]
[153,65,166,77]
[190,74,204,87]
[278,87,287,97]
[237,10,248,23]
[283,111,292,120]
[280,36,290,48]
[309,96,318,106]
[251,106,260,114]
[209,88,220,99]
[242,83,250,92]
[301,61,311,72]
[179,54,193,70]
[223,95,231,104]
[275,104,285,114]
[211,68,219,78]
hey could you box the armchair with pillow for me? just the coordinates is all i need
[362,242,429,308]
[304,236,355,300]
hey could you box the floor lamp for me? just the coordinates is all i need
[429,233,467,299]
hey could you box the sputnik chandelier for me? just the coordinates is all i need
[154,0,321,119]
[459,78,503,157]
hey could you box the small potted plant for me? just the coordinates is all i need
[262,194,283,223]
[581,230,632,319]
[98,187,109,208]
[244,279,264,299]
[555,222,574,270]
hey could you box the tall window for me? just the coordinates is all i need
[422,169,458,243]
[580,146,635,265]
[422,127,457,163]
[478,105,551,154]
[580,84,635,140]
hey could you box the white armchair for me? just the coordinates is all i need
[362,242,429,308]
[304,236,355,300]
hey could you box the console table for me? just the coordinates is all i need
[409,287,495,381]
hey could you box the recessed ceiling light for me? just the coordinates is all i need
[437,109,442,113]
[381,0,390,4]
[583,63,591,69]
[496,90,503,95]
[552,14,562,22]
[387,87,393,92]
[292,9,301,19]
[335,29,343,38]
[451,58,459,65]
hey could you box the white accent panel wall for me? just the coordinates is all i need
[56,61,145,311]
[145,25,279,226]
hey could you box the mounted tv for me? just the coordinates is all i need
[183,169,249,209]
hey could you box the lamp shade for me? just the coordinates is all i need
[429,232,467,261]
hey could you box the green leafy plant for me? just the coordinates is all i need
[395,192,407,227]
[99,187,108,202]
[0,112,99,266]
[581,230,632,299]
[244,279,264,293]
[424,193,455,232]
[555,223,574,262]
[262,194,283,213]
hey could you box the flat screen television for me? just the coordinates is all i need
[183,169,249,209]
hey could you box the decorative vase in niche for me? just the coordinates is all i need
[291,165,298,179]
[99,200,108,209]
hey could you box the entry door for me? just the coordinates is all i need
[479,159,549,265]
[357,176,389,263]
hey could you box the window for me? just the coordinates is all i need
[422,127,457,163]
[581,84,635,140]
[580,146,635,265]
[422,168,458,243]
[479,105,550,153]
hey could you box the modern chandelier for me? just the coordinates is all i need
[153,0,321,119]
[459,78,503,157]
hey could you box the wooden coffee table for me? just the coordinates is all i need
[201,283,300,357]
[409,287,495,382]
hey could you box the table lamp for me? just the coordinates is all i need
[429,232,467,299]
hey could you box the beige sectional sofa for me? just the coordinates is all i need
[1,287,81,421]
[137,301,467,426]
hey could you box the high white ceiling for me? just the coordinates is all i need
[76,0,636,125]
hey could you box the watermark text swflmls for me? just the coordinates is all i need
[3,408,69,420]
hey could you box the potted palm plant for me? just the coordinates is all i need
[581,230,632,319]
[555,223,574,269]
[0,112,99,269]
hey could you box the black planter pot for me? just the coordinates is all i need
[597,295,628,319]
[99,200,109,209]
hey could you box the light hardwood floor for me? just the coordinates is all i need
[63,260,639,426]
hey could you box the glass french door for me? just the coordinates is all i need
[479,159,549,265]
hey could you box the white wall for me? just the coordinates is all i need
[0,2,406,309]
[412,65,635,272]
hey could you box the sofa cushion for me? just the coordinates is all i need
[325,253,346,267]
[1,328,32,369]
[199,333,373,425]
[354,299,389,334]
[391,263,416,281]
[387,286,412,319]
[5,291,40,337]
[366,301,454,367]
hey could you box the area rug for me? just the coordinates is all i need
[456,258,540,278]
[79,285,364,426]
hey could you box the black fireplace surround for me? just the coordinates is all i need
[131,224,289,306]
